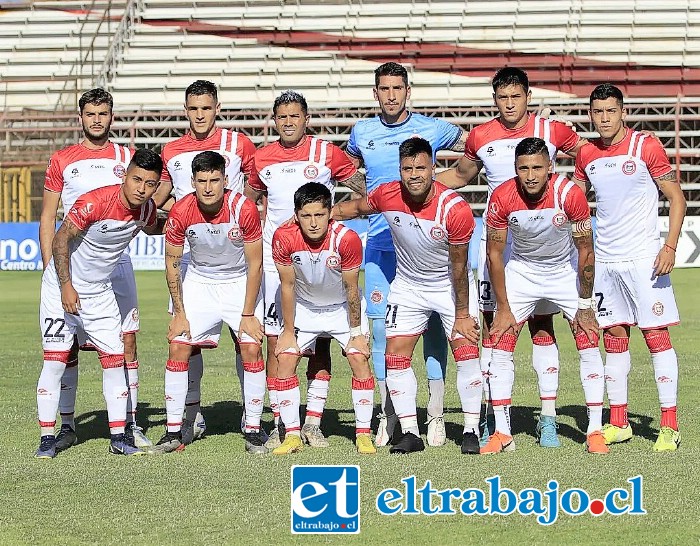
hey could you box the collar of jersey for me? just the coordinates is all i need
[379,111,412,128]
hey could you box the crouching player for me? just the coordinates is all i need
[485,137,606,454]
[156,151,267,454]
[36,148,162,458]
[272,182,376,455]
[334,137,481,455]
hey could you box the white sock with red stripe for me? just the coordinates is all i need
[603,334,631,427]
[125,360,139,425]
[100,353,128,435]
[165,359,189,433]
[454,344,482,433]
[575,332,605,433]
[532,334,559,417]
[267,376,280,426]
[37,354,67,436]
[351,376,375,435]
[480,338,494,413]
[243,360,266,432]
[276,376,301,435]
[490,333,517,436]
[644,330,679,429]
[185,352,204,423]
[385,354,419,436]
[58,356,78,429]
[305,372,330,427]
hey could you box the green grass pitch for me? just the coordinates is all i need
[1,270,699,544]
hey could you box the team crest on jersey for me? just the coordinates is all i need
[227,225,242,241]
[304,165,319,179]
[652,301,664,316]
[622,160,636,175]
[552,213,568,227]
[326,254,340,269]
[430,225,446,241]
[370,290,383,304]
[113,164,126,177]
[224,155,231,167]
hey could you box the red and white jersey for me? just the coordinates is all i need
[487,174,590,270]
[165,189,261,282]
[252,135,357,247]
[367,181,475,289]
[45,142,132,213]
[161,128,257,201]
[64,185,156,294]
[272,220,362,309]
[574,128,672,262]
[465,113,580,195]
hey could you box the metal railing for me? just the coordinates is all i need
[0,167,33,222]
[96,0,143,90]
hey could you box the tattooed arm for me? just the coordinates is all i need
[342,265,370,356]
[572,220,599,340]
[655,171,687,276]
[448,242,479,344]
[486,226,518,341]
[449,129,468,153]
[52,218,83,315]
[339,171,367,196]
[165,242,189,341]
[436,156,482,190]
[331,196,376,221]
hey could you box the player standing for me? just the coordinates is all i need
[153,80,258,443]
[438,67,587,447]
[39,88,150,450]
[573,84,685,451]
[245,90,365,449]
[334,137,481,455]
[36,149,162,458]
[346,62,469,447]
[272,183,375,455]
[484,137,607,454]
[155,151,266,454]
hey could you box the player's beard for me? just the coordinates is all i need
[83,123,110,144]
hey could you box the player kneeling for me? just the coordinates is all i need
[36,149,163,458]
[155,151,267,454]
[485,137,607,455]
[272,183,376,455]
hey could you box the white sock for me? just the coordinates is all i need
[385,354,419,436]
[603,334,631,407]
[305,372,330,426]
[490,337,516,436]
[578,346,605,433]
[532,335,559,416]
[125,360,139,424]
[352,377,375,435]
[455,345,482,433]
[58,359,78,429]
[165,359,189,433]
[243,360,266,432]
[100,356,128,435]
[277,376,301,435]
[493,404,512,436]
[267,377,279,426]
[37,358,66,436]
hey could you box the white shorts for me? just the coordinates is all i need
[594,257,680,330]
[504,260,578,324]
[478,235,559,316]
[40,267,123,356]
[111,254,139,333]
[385,272,478,339]
[263,267,282,336]
[281,301,369,355]
[171,275,264,347]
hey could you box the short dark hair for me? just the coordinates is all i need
[515,137,549,159]
[78,88,113,113]
[374,62,409,87]
[273,90,308,116]
[191,150,226,177]
[294,182,332,212]
[185,80,218,102]
[129,148,163,175]
[492,67,529,93]
[399,137,433,161]
[590,83,624,107]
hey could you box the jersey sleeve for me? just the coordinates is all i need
[365,185,385,212]
[164,206,186,246]
[329,144,358,182]
[338,229,363,270]
[433,118,462,151]
[446,201,475,244]
[66,192,100,231]
[160,149,172,184]
[44,154,64,193]
[239,198,263,243]
[641,137,673,179]
[464,128,479,162]
[271,228,292,266]
[485,189,509,230]
[563,183,591,222]
[345,126,361,159]
[573,150,590,182]
[550,120,581,153]
[249,153,268,191]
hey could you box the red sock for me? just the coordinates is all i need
[660,406,678,430]
[610,403,628,427]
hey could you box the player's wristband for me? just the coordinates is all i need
[350,326,363,338]
[664,243,676,252]
[241,313,255,317]
[578,297,595,310]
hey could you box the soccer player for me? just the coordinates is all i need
[271,183,375,455]
[438,67,587,447]
[245,90,365,449]
[346,62,469,447]
[35,148,162,458]
[156,151,266,454]
[39,88,150,450]
[153,80,258,443]
[334,137,481,455]
[484,137,607,455]
[573,84,686,452]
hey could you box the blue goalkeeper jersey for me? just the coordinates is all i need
[347,112,462,250]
